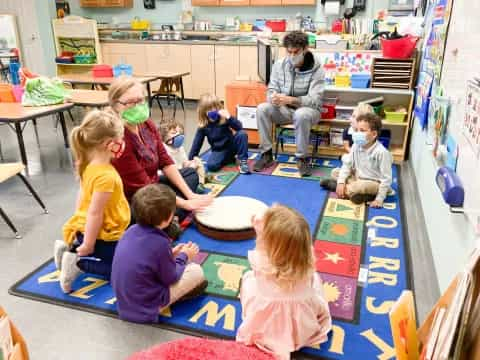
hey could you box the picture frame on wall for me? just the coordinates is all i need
[389,0,415,11]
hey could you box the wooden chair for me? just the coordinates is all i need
[0,163,47,238]
[149,77,185,120]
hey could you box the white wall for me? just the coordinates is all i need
[410,0,480,292]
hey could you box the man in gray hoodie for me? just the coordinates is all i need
[254,31,324,177]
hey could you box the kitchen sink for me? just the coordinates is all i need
[182,34,212,41]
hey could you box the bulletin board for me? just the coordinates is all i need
[438,1,480,233]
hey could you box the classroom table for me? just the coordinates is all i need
[69,89,109,108]
[0,102,73,165]
[149,71,190,119]
[58,74,160,107]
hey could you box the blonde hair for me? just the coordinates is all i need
[108,76,145,111]
[70,109,124,178]
[261,204,314,288]
[197,93,224,128]
[354,103,374,117]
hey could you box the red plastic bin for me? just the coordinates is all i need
[265,20,286,32]
[92,64,113,78]
[321,97,337,119]
[381,35,418,59]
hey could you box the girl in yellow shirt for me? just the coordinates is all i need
[54,109,130,293]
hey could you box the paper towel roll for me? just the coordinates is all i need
[324,1,340,15]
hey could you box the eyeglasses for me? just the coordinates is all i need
[117,98,146,106]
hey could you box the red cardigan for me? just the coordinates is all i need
[112,119,174,201]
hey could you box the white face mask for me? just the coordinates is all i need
[289,51,304,67]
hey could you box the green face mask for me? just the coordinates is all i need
[121,102,150,125]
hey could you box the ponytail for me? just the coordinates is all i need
[70,109,124,178]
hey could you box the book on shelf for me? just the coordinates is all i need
[389,290,419,360]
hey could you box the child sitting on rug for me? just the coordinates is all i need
[320,113,392,208]
[54,109,130,293]
[189,93,250,174]
[342,103,374,152]
[236,204,332,360]
[160,121,207,193]
[111,184,207,324]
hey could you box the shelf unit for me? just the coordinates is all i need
[52,16,102,76]
[278,86,414,163]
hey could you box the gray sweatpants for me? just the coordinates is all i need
[256,102,320,158]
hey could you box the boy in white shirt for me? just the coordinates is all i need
[161,122,206,193]
[320,113,392,208]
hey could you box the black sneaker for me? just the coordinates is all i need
[320,178,337,191]
[350,193,376,204]
[297,158,312,177]
[253,150,274,172]
[178,280,209,302]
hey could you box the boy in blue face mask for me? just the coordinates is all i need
[320,113,392,208]
[161,122,206,193]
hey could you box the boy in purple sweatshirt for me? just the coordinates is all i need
[111,184,207,323]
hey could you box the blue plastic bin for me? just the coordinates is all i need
[351,74,370,88]
[379,129,391,149]
[113,64,133,77]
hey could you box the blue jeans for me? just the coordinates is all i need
[207,130,249,172]
[70,233,117,279]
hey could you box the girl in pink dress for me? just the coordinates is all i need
[236,204,332,359]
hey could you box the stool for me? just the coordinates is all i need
[0,163,48,238]
[150,77,185,120]
[274,124,323,161]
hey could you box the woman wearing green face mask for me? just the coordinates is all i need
[109,77,213,223]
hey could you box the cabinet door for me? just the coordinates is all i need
[250,0,281,5]
[282,0,315,4]
[80,0,102,7]
[145,45,193,99]
[239,46,259,82]
[101,43,147,75]
[219,0,250,5]
[102,0,133,6]
[191,0,219,5]
[191,45,215,99]
[215,46,240,100]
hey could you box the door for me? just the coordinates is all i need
[0,0,46,75]
[80,0,102,6]
[102,43,148,74]
[239,46,259,81]
[219,0,250,5]
[282,0,315,4]
[191,0,219,5]
[250,0,281,5]
[214,46,240,100]
[191,45,215,99]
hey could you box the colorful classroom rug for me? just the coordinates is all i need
[10,153,411,359]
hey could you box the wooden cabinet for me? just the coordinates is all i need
[191,0,219,5]
[214,46,240,100]
[282,0,315,4]
[101,43,147,74]
[145,44,193,99]
[191,45,215,99]
[225,81,267,145]
[239,46,259,82]
[80,0,133,7]
[250,0,281,4]
[218,0,250,5]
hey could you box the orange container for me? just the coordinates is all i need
[0,84,16,102]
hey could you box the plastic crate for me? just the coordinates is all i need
[351,74,371,88]
[92,65,113,78]
[384,107,407,122]
[334,73,350,87]
[74,54,96,64]
[113,64,133,77]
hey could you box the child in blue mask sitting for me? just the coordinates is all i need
[189,93,250,174]
[320,113,392,208]
[161,122,206,193]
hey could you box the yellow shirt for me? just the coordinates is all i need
[63,163,130,245]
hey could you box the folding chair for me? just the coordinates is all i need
[0,162,48,238]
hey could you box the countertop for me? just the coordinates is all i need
[99,38,258,46]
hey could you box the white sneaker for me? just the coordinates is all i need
[60,252,82,293]
[54,240,68,270]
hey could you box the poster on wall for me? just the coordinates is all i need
[463,80,480,158]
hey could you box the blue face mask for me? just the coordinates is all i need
[166,134,185,149]
[352,131,367,146]
[207,110,220,123]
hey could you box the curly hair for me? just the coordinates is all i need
[282,31,308,49]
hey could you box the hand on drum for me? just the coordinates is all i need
[184,194,214,211]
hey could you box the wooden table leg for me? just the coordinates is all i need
[58,112,70,148]
[14,122,27,165]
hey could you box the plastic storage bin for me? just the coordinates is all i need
[74,54,96,64]
[351,74,371,88]
[384,107,407,122]
[321,97,338,119]
[265,20,286,32]
[113,64,133,77]
[334,73,351,87]
[92,65,113,78]
[381,35,418,59]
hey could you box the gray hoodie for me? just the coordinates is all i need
[267,51,325,111]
